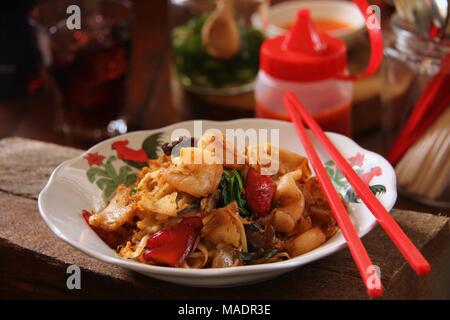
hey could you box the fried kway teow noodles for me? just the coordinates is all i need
[84,132,338,268]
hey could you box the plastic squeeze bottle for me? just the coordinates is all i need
[255,9,353,136]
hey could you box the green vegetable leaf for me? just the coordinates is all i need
[220,169,251,217]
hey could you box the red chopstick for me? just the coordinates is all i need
[285,101,383,298]
[284,91,431,276]
[388,93,450,165]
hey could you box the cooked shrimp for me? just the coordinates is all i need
[162,147,223,198]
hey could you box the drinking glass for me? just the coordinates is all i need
[30,0,133,144]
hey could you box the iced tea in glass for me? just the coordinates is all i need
[30,0,133,144]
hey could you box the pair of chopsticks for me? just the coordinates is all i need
[283,92,431,298]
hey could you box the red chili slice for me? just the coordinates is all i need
[143,216,203,267]
[244,167,276,217]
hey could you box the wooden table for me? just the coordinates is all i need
[0,137,449,299]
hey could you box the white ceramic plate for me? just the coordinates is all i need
[38,119,397,287]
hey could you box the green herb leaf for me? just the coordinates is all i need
[220,169,251,217]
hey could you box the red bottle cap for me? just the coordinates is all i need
[260,9,347,82]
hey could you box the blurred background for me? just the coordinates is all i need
[0,0,448,214]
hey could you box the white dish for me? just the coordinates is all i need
[254,0,366,44]
[38,119,396,287]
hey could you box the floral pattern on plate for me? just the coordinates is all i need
[84,132,164,197]
[324,152,386,203]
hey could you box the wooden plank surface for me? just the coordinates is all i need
[0,137,449,299]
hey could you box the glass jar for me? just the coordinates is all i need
[381,14,450,208]
[169,0,267,96]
